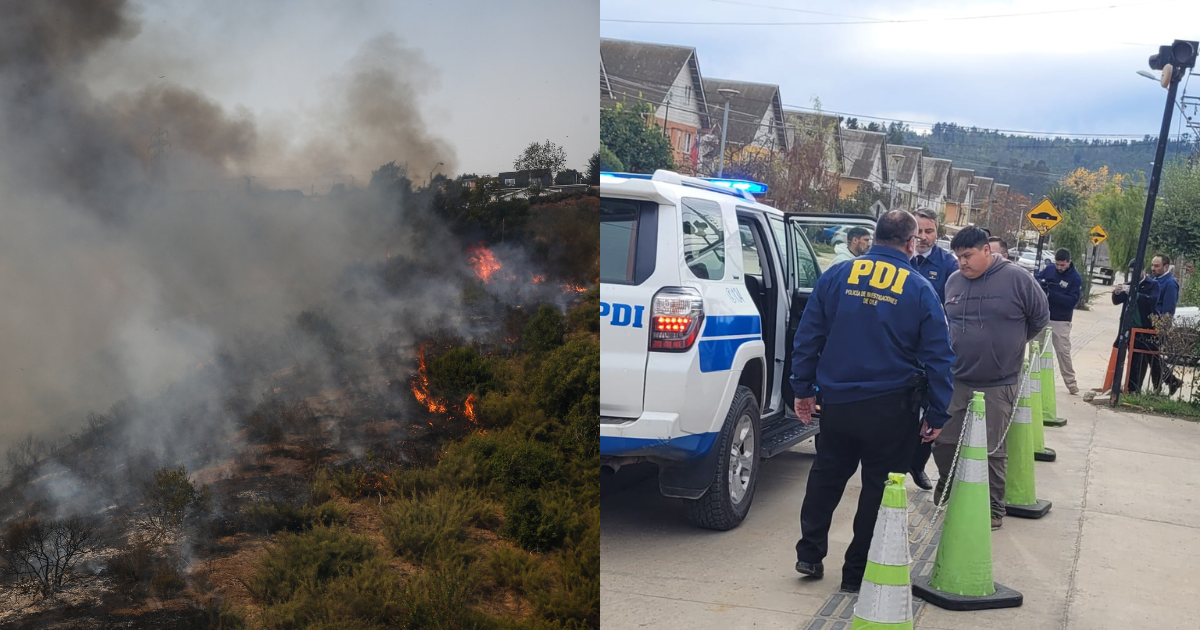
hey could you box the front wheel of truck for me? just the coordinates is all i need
[685,386,760,531]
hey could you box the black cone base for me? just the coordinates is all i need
[1044,417,1067,427]
[1034,448,1057,462]
[1006,498,1052,519]
[912,575,1023,611]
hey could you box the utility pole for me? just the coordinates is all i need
[716,88,739,178]
[1111,39,1197,405]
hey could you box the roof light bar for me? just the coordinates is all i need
[701,178,769,195]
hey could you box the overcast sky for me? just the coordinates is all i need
[602,0,1200,139]
[86,0,599,183]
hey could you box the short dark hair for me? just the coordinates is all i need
[914,209,938,224]
[988,237,1009,250]
[1055,248,1071,262]
[847,226,871,241]
[949,226,989,251]
[875,210,917,247]
[1156,253,1172,266]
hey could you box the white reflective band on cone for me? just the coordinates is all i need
[856,582,913,623]
[955,456,989,483]
[1015,406,1033,425]
[867,506,911,566]
[1030,378,1042,394]
[964,413,988,448]
[1043,357,1054,370]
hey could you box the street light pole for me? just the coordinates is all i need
[1111,40,1196,405]
[888,153,903,215]
[716,88,739,178]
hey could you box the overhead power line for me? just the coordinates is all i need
[603,0,1179,26]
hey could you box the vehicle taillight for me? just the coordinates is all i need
[649,287,704,352]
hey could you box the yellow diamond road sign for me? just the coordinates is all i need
[1027,199,1063,235]
[1090,225,1108,247]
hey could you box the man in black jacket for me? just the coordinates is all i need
[1113,263,1160,393]
[1037,249,1082,394]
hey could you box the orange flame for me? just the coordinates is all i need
[410,345,447,413]
[563,284,588,294]
[532,274,547,283]
[464,393,478,424]
[467,243,502,283]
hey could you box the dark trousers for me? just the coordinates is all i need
[910,432,932,473]
[795,390,919,586]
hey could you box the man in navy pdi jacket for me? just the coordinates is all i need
[1037,249,1082,394]
[1149,253,1182,394]
[790,210,954,593]
[906,210,958,490]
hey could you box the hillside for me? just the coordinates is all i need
[902,123,1193,198]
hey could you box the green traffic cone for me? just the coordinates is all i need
[1028,341,1056,463]
[1005,360,1052,519]
[1041,332,1068,427]
[913,392,1023,611]
[852,473,913,629]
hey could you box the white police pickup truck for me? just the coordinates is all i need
[600,170,875,530]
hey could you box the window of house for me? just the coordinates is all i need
[504,178,516,187]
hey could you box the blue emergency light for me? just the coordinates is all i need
[701,177,769,195]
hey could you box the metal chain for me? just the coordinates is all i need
[910,336,1043,543]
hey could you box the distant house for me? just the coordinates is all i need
[970,176,994,224]
[781,109,842,196]
[885,145,923,211]
[918,157,951,217]
[601,38,711,169]
[700,78,789,170]
[837,128,888,198]
[497,169,552,189]
[944,168,976,226]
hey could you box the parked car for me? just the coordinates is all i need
[1016,250,1053,272]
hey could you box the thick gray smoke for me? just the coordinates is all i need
[0,1,459,456]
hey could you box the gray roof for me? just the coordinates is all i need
[839,128,887,183]
[972,176,994,206]
[600,38,710,126]
[886,145,922,184]
[948,168,976,204]
[703,78,786,149]
[992,183,1010,203]
[919,157,951,200]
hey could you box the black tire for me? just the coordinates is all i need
[685,386,761,531]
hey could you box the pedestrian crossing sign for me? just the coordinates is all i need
[1089,225,1108,247]
[1026,199,1063,235]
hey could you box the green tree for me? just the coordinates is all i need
[523,304,565,357]
[1152,161,1200,262]
[428,347,494,401]
[513,140,567,175]
[595,145,623,172]
[834,184,886,215]
[1089,177,1146,273]
[600,103,674,173]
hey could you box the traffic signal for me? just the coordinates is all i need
[1149,40,1198,71]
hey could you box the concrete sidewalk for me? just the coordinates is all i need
[600,283,1200,629]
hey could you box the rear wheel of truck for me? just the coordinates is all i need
[685,386,760,530]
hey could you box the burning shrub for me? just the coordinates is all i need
[522,303,565,357]
[501,489,566,553]
[0,515,105,599]
[426,346,494,402]
[133,465,212,543]
[379,487,498,563]
[567,284,600,334]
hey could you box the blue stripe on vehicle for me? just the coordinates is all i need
[702,315,762,338]
[698,337,757,373]
[600,432,720,460]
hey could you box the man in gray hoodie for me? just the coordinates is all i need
[933,227,1050,530]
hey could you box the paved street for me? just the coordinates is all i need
[601,282,1200,629]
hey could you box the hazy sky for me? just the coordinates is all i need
[602,0,1200,139]
[86,0,599,184]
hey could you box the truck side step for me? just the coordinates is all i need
[762,412,820,458]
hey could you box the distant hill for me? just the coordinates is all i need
[901,122,1194,199]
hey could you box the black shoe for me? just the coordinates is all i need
[795,561,824,579]
[1169,379,1181,396]
[911,469,933,490]
[839,581,861,593]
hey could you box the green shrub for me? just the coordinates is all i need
[501,490,566,553]
[491,442,560,491]
[566,285,600,334]
[309,468,335,504]
[239,499,348,534]
[533,520,600,629]
[381,466,441,498]
[247,526,377,603]
[379,487,498,563]
[151,569,186,600]
[485,546,549,595]
[522,304,564,357]
[135,465,212,542]
[202,600,248,629]
[427,346,494,401]
[530,335,599,419]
